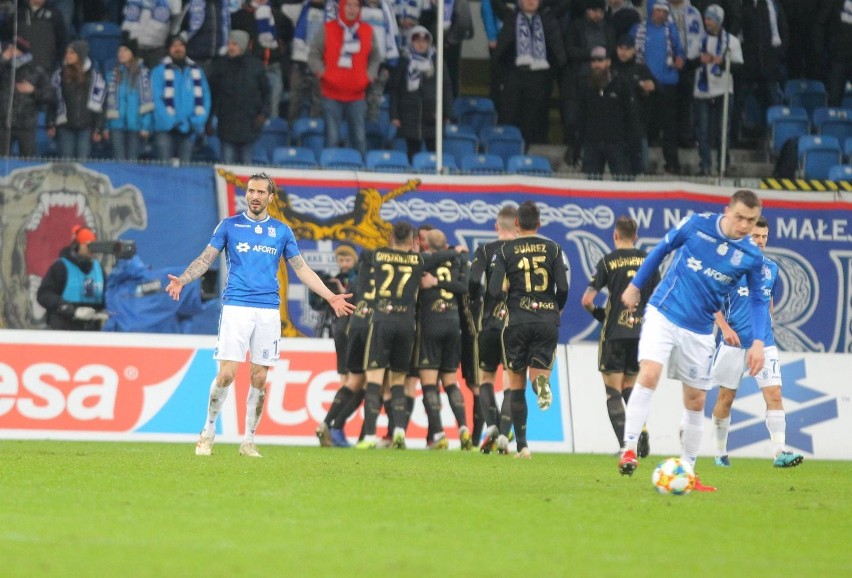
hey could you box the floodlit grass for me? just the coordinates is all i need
[1,441,849,577]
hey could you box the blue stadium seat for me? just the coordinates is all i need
[452,97,497,133]
[292,117,325,160]
[365,149,410,172]
[784,79,827,121]
[813,107,852,143]
[272,146,318,168]
[845,137,852,161]
[411,151,457,173]
[255,118,289,163]
[481,125,525,162]
[366,120,388,150]
[80,22,122,71]
[767,105,809,156]
[443,126,479,162]
[459,153,504,174]
[319,147,364,170]
[827,164,852,182]
[798,135,842,179]
[507,154,552,176]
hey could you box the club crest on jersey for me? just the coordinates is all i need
[717,243,729,256]
[254,225,263,234]
[268,227,276,238]
[731,249,743,266]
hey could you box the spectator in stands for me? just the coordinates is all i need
[480,0,505,111]
[693,4,742,176]
[232,0,294,120]
[0,36,54,157]
[577,45,639,179]
[151,33,211,164]
[413,0,474,99]
[360,0,400,122]
[47,40,106,160]
[630,0,685,175]
[668,0,704,148]
[180,0,233,73]
[731,0,787,146]
[104,34,154,161]
[691,0,742,35]
[815,0,852,108]
[208,30,270,164]
[606,0,641,40]
[37,225,108,331]
[611,33,655,175]
[2,0,67,75]
[289,0,329,124]
[308,0,381,156]
[121,0,184,69]
[779,0,820,81]
[493,0,566,147]
[389,25,451,160]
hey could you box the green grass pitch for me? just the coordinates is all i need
[1,441,849,577]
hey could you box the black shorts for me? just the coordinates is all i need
[366,316,416,373]
[333,321,348,375]
[345,324,369,374]
[478,327,503,373]
[598,338,639,375]
[502,322,559,372]
[417,322,461,372]
[459,326,478,385]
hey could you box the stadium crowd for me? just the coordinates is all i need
[0,0,849,175]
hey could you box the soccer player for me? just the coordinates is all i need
[473,204,518,453]
[710,216,804,469]
[417,229,472,449]
[166,172,355,458]
[619,189,770,491]
[487,201,570,458]
[581,216,659,456]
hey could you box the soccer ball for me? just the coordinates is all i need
[651,458,696,495]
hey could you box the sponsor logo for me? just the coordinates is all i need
[702,267,734,284]
[687,257,702,272]
[717,242,729,256]
[235,224,250,228]
[253,245,278,255]
[255,225,263,234]
[738,286,749,297]
[236,242,250,253]
[268,227,276,238]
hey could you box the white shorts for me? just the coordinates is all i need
[712,343,782,390]
[638,306,715,390]
[214,305,281,365]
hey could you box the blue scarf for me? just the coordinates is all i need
[336,17,361,69]
[636,20,673,68]
[253,2,279,49]
[696,30,727,94]
[293,0,335,62]
[106,61,154,119]
[515,12,548,70]
[186,0,231,48]
[124,0,172,24]
[442,0,455,30]
[52,59,106,126]
[162,56,206,117]
[406,46,435,91]
[843,0,852,24]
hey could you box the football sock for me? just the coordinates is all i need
[202,379,229,438]
[471,394,483,445]
[499,391,513,436]
[765,409,787,457]
[605,386,626,447]
[421,384,444,437]
[362,382,382,437]
[510,389,528,450]
[390,385,407,436]
[331,388,364,430]
[623,384,654,453]
[712,414,731,456]
[680,409,704,469]
[478,382,498,426]
[621,386,633,404]
[383,399,394,435]
[244,385,266,443]
[444,384,467,428]
[324,386,353,426]
[403,395,415,430]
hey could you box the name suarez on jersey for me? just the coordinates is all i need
[513,242,548,255]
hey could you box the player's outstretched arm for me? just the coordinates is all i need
[289,254,356,316]
[165,246,220,301]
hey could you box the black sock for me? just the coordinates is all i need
[622,386,633,404]
[383,399,394,435]
[421,384,443,439]
[390,385,407,434]
[444,384,467,428]
[471,394,483,444]
[324,387,353,426]
[605,386,626,447]
[479,382,498,426]
[510,389,528,450]
[403,395,415,430]
[331,388,365,430]
[498,390,513,436]
[362,382,382,437]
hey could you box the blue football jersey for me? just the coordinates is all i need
[632,212,769,335]
[209,212,301,309]
[721,256,777,348]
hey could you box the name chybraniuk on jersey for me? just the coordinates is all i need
[209,212,300,308]
[721,256,777,348]
[367,247,424,318]
[646,213,769,334]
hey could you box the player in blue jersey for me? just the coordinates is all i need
[710,216,804,469]
[165,172,355,458]
[618,189,770,491]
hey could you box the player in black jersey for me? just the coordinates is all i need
[488,201,570,458]
[471,205,518,453]
[582,216,659,457]
[416,229,472,449]
[316,249,375,448]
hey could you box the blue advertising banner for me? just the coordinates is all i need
[214,166,852,352]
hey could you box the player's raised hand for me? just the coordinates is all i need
[165,274,183,301]
[328,293,355,316]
